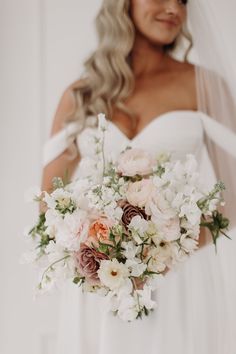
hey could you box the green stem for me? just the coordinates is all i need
[101,131,106,176]
[131,277,142,316]
[39,254,71,285]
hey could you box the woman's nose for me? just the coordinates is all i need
[164,0,181,15]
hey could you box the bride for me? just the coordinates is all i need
[41,0,236,353]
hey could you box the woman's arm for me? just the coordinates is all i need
[39,82,82,213]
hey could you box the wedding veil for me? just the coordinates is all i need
[171,1,236,352]
[186,0,236,226]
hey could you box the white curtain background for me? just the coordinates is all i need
[0,1,100,353]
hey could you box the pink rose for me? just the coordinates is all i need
[74,243,109,284]
[118,200,148,228]
[117,148,155,177]
[126,179,154,208]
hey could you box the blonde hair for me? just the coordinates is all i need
[65,0,193,158]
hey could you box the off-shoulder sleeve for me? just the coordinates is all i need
[200,112,236,159]
[42,121,80,168]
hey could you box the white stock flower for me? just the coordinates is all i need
[44,189,74,213]
[98,113,108,131]
[98,259,130,290]
[75,157,101,182]
[179,202,201,226]
[208,198,219,213]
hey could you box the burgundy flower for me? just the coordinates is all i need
[118,200,149,228]
[74,243,109,283]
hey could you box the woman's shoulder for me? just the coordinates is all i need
[55,78,89,124]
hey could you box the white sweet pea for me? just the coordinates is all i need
[180,234,199,253]
[146,247,167,273]
[121,241,140,259]
[136,284,156,310]
[171,243,189,264]
[125,258,147,277]
[117,295,139,322]
[128,215,149,235]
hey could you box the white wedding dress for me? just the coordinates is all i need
[43,110,236,354]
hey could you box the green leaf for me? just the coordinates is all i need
[73,276,82,284]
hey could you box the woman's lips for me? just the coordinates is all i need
[156,19,178,27]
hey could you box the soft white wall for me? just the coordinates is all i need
[42,0,101,140]
[1,1,46,353]
[1,1,100,353]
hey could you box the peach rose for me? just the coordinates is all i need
[87,217,114,247]
[117,148,155,177]
[126,179,154,208]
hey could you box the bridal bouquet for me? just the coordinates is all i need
[22,114,230,322]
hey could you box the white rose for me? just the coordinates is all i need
[146,191,175,219]
[126,179,154,208]
[156,216,181,242]
[117,148,155,177]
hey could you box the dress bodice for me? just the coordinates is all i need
[76,110,204,162]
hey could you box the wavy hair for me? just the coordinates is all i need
[65,0,193,159]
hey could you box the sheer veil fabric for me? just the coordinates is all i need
[43,1,236,353]
[187,0,236,226]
